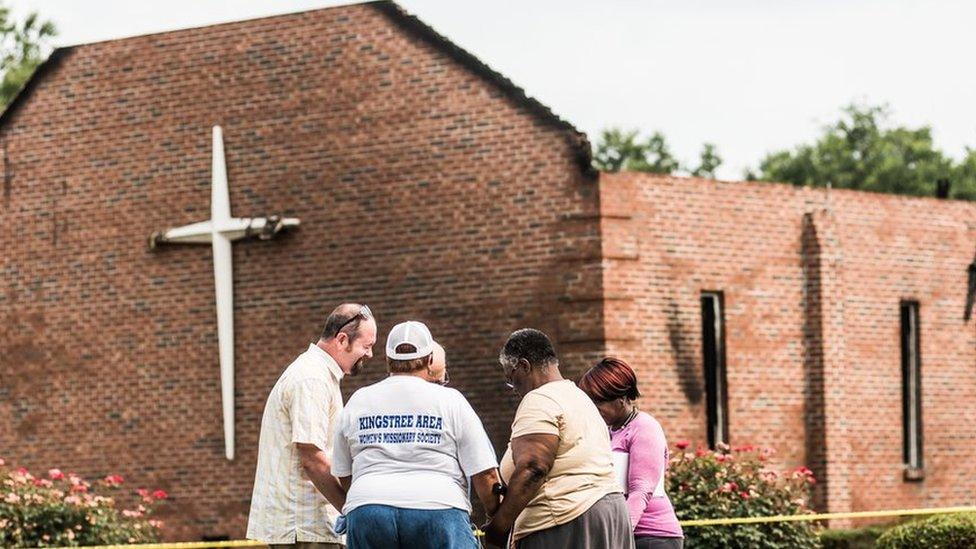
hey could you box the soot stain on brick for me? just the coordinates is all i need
[800,212,828,509]
[2,140,12,207]
[667,298,703,404]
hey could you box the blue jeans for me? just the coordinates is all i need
[345,504,478,549]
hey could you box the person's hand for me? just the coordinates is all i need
[480,519,508,548]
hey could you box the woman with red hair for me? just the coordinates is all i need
[578,358,684,549]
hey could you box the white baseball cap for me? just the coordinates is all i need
[386,321,434,360]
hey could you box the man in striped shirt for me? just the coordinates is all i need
[247,303,377,549]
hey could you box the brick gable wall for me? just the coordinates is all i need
[0,4,599,538]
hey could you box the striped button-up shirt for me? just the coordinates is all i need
[247,344,344,544]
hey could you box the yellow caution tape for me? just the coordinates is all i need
[76,543,265,549]
[681,505,976,526]
[40,506,976,549]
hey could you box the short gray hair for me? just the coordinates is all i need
[499,328,558,370]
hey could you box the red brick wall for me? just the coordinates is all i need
[600,172,976,515]
[0,4,600,539]
[4,2,975,539]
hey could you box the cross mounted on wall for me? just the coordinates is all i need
[149,126,300,460]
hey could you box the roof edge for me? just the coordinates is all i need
[368,1,595,178]
[603,171,976,208]
[0,47,75,132]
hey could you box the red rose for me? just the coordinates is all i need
[104,475,124,486]
[675,440,690,450]
[152,489,168,500]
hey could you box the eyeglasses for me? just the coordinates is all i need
[336,304,372,333]
[502,361,518,390]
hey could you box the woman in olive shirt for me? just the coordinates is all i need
[482,329,634,549]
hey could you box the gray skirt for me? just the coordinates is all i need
[635,536,684,549]
[516,493,635,549]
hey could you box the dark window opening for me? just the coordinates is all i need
[901,300,924,480]
[701,291,729,449]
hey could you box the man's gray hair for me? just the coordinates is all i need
[499,328,558,370]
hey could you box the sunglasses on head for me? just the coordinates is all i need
[336,304,372,333]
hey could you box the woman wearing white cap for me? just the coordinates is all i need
[331,321,502,549]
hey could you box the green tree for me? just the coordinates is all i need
[593,128,680,174]
[692,143,722,178]
[747,103,976,200]
[593,128,722,177]
[953,148,976,200]
[0,5,56,108]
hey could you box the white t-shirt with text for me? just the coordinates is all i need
[332,375,497,514]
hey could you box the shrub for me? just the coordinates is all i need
[875,512,976,549]
[819,524,893,549]
[667,442,820,549]
[0,458,167,547]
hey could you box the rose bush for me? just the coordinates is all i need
[666,442,820,548]
[0,457,167,547]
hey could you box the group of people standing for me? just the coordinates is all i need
[247,303,684,549]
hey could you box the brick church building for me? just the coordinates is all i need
[1,1,974,539]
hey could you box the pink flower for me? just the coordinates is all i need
[719,481,738,493]
[70,484,89,493]
[152,489,168,500]
[33,478,53,488]
[48,468,65,480]
[739,491,751,499]
[104,475,124,486]
[0,458,5,466]
[675,440,690,450]
[16,467,29,476]
[137,488,149,497]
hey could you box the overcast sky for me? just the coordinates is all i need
[11,0,976,179]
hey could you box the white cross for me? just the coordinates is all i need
[149,126,299,460]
